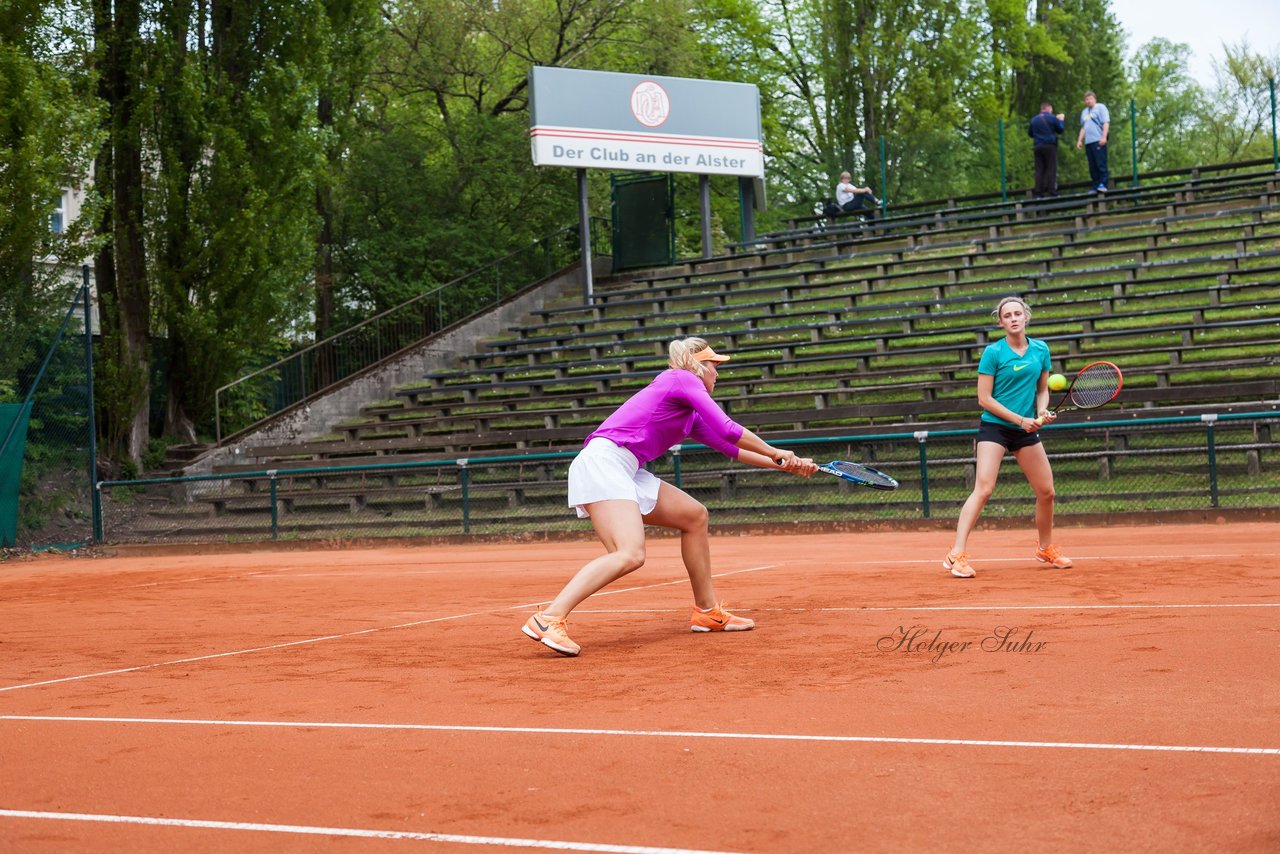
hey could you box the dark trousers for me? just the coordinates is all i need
[1033,144,1058,197]
[840,196,876,219]
[1085,141,1109,189]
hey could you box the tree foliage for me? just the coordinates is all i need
[147,0,330,439]
[7,0,1279,459]
[0,0,100,385]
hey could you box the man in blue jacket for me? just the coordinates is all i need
[1028,102,1065,199]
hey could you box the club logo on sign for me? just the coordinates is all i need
[630,81,670,128]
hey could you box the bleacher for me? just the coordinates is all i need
[130,167,1280,538]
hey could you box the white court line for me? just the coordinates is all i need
[851,552,1280,565]
[2,715,1277,756]
[570,602,1280,614]
[0,809,737,853]
[0,564,776,694]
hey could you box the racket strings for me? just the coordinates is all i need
[1069,364,1122,408]
[828,461,899,488]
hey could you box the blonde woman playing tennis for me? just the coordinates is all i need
[523,337,817,656]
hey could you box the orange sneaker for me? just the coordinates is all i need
[1035,544,1073,568]
[691,603,754,632]
[943,551,976,578]
[522,612,580,656]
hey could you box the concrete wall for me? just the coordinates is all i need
[185,257,612,479]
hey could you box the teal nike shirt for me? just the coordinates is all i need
[977,337,1051,427]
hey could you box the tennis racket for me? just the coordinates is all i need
[783,459,899,490]
[1037,360,1123,424]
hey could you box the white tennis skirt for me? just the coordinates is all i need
[567,437,662,518]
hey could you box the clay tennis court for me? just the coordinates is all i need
[2,522,1278,852]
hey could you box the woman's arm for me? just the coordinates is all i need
[735,428,817,475]
[1034,372,1055,424]
[737,445,817,476]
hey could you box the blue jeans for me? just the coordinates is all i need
[1085,141,1109,189]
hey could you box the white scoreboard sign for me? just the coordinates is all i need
[529,67,764,178]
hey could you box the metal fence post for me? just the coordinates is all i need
[93,481,104,542]
[1202,414,1219,508]
[914,431,930,518]
[1129,98,1139,188]
[878,136,889,215]
[458,458,470,534]
[998,119,1007,202]
[671,445,682,489]
[269,470,279,539]
[1271,77,1278,172]
[82,266,101,543]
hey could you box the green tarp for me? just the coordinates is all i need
[611,174,674,271]
[0,403,33,547]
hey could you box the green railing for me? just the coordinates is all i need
[95,411,1279,543]
[213,219,610,444]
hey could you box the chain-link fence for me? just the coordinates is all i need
[2,280,95,551]
[94,411,1279,544]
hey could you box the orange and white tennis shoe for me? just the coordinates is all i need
[1035,544,1073,568]
[943,551,976,578]
[690,603,754,632]
[522,612,580,656]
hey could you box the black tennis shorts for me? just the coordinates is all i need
[976,420,1043,451]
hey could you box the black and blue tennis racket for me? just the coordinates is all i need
[779,458,899,490]
[817,460,899,489]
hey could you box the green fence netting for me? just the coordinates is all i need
[94,411,1278,544]
[3,281,95,551]
[0,403,34,546]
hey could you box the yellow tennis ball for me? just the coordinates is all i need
[1048,373,1068,392]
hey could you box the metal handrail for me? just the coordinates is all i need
[215,218,610,443]
[779,156,1279,230]
[93,410,1280,542]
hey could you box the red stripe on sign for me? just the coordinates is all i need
[530,126,761,151]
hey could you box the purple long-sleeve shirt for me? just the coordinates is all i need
[585,369,744,464]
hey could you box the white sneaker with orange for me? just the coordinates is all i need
[943,551,976,578]
[522,612,580,656]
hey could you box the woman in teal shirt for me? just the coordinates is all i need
[943,296,1073,578]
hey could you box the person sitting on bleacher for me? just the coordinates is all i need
[825,171,879,219]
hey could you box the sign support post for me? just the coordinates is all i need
[577,168,594,303]
[699,174,712,258]
[529,66,765,270]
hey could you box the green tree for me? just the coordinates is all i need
[1128,39,1204,171]
[337,0,716,316]
[1196,40,1280,163]
[0,0,100,383]
[764,0,984,204]
[148,0,330,439]
[92,0,151,466]
[313,0,382,360]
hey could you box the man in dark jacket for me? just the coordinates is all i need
[1028,102,1066,199]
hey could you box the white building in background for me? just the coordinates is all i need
[44,180,98,331]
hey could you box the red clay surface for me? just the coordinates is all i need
[1,523,1278,852]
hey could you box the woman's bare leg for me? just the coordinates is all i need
[543,499,646,617]
[641,481,715,609]
[951,441,1007,554]
[1014,442,1056,547]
